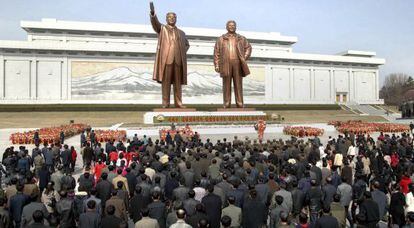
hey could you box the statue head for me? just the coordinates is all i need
[226,20,237,34]
[166,12,177,26]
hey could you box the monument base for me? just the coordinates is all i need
[153,108,197,112]
[144,110,268,124]
[217,108,256,112]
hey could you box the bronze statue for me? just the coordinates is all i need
[150,2,190,108]
[214,20,252,108]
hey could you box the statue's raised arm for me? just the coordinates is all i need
[149,2,161,33]
[150,1,155,15]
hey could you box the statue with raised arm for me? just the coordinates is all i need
[149,2,190,108]
[214,20,252,108]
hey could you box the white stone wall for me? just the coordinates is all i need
[263,64,379,104]
[0,54,381,104]
[0,56,67,100]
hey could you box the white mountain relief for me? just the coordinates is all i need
[72,67,264,96]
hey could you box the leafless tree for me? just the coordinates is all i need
[380,73,414,105]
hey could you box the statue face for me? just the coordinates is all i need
[166,13,177,26]
[226,21,237,33]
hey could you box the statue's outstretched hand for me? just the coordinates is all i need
[150,2,155,15]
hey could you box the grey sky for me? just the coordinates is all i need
[1,0,413,85]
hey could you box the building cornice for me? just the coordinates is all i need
[21,18,298,45]
[0,40,385,65]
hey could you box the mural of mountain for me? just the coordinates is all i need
[72,67,264,97]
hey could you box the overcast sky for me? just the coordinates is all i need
[1,0,413,85]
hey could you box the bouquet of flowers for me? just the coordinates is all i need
[283,126,324,137]
[332,120,409,133]
[94,130,127,142]
[159,125,196,141]
[10,123,89,144]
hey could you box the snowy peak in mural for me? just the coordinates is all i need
[72,67,264,99]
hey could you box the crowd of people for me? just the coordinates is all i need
[1,128,414,228]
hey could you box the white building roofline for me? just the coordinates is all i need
[20,18,298,44]
[0,40,385,65]
[337,50,377,57]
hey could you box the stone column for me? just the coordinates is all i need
[0,55,4,98]
[265,65,273,102]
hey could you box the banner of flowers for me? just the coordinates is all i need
[283,126,325,137]
[328,120,409,134]
[154,114,269,124]
[94,130,127,142]
[10,123,89,144]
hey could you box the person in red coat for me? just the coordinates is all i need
[400,172,412,194]
[70,146,77,172]
[109,151,118,164]
[255,119,266,141]
[94,160,106,180]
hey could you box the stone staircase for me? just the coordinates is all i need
[344,104,401,122]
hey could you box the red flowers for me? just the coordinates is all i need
[329,120,409,134]
[283,126,324,137]
[10,123,89,144]
[159,125,195,141]
[94,130,127,142]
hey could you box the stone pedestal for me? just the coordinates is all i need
[152,108,197,112]
[217,108,256,112]
[143,110,267,124]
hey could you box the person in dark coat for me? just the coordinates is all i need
[90,130,96,147]
[172,179,190,202]
[38,164,50,193]
[60,172,76,191]
[9,184,30,228]
[306,179,323,223]
[96,173,113,207]
[80,131,87,148]
[79,200,101,228]
[390,184,406,227]
[33,131,40,147]
[129,186,151,223]
[17,153,30,174]
[60,145,72,174]
[358,191,380,228]
[182,162,195,188]
[371,181,387,220]
[78,169,95,192]
[82,142,95,168]
[291,180,305,217]
[125,168,137,196]
[147,191,167,228]
[101,205,122,228]
[322,177,337,207]
[0,198,10,228]
[314,205,339,228]
[183,190,199,216]
[26,210,49,228]
[242,189,267,228]
[55,190,76,228]
[165,132,173,145]
[255,177,270,205]
[201,184,223,228]
[341,160,353,185]
[165,172,179,200]
[59,131,65,145]
[186,204,209,228]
